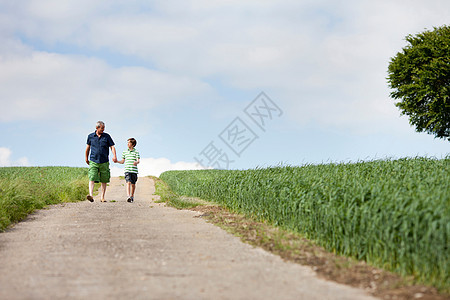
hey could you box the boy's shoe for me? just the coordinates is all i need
[86,195,94,202]
[127,197,132,203]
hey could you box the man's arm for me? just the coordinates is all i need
[111,146,118,163]
[85,145,91,165]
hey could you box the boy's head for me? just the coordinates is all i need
[127,138,137,149]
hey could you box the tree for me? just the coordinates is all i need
[387,25,450,140]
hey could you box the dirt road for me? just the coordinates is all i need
[0,177,377,299]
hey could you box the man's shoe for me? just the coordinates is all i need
[86,195,94,202]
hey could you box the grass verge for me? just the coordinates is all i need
[0,167,89,231]
[154,176,449,300]
[153,176,211,209]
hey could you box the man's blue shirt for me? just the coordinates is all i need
[87,131,115,164]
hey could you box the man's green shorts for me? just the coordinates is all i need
[88,161,110,183]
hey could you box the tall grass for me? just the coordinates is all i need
[160,157,449,291]
[0,167,89,231]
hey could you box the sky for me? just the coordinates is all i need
[0,0,449,177]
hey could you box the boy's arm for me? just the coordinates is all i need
[133,158,140,166]
[117,151,125,164]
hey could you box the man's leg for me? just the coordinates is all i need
[100,182,107,202]
[87,161,99,202]
[100,182,108,202]
[86,181,95,202]
[98,162,110,202]
[89,181,95,197]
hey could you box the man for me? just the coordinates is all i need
[85,121,117,202]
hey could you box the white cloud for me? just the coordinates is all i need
[0,0,449,166]
[0,45,213,122]
[110,157,207,177]
[0,147,30,167]
[49,0,447,135]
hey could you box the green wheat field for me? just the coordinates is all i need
[160,157,449,291]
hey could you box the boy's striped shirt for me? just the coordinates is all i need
[122,148,140,173]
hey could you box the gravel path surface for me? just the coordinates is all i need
[0,177,377,299]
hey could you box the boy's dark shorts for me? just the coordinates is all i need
[125,172,138,184]
[88,161,110,183]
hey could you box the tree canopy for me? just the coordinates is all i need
[387,25,450,140]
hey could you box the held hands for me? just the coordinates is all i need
[112,157,138,165]
[114,158,125,164]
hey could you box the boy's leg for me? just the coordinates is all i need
[127,182,134,202]
[125,172,134,202]
[130,174,137,202]
[131,184,136,198]
[127,182,131,198]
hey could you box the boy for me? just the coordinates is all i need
[116,138,140,202]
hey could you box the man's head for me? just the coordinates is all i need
[96,121,105,134]
[127,138,137,149]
